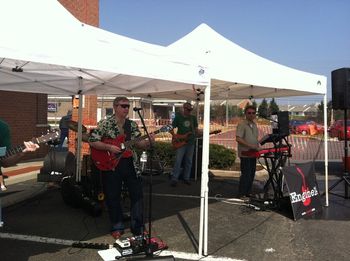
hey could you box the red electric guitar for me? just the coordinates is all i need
[90,125,173,171]
[296,167,311,206]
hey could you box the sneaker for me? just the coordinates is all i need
[170,181,177,187]
[1,185,7,191]
[111,230,124,240]
[183,180,191,185]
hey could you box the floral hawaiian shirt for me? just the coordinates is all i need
[89,114,141,141]
[89,114,142,174]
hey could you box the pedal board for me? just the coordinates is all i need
[114,235,168,258]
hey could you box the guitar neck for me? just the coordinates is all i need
[124,130,161,148]
[0,132,59,161]
[0,144,26,160]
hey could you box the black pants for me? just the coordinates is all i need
[102,157,144,235]
[239,157,257,196]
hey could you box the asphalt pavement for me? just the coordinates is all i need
[1,159,350,261]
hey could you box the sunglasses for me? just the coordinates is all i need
[117,104,130,109]
[246,111,256,115]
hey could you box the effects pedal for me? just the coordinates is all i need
[114,238,133,257]
[115,238,131,248]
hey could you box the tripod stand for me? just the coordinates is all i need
[328,108,350,198]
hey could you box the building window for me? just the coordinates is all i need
[106,108,113,116]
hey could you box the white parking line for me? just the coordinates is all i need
[0,232,244,261]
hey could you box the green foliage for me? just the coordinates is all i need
[135,142,176,168]
[258,98,269,118]
[208,144,236,169]
[229,105,243,117]
[269,98,279,115]
[135,142,236,170]
[252,100,258,109]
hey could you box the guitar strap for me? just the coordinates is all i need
[124,119,132,142]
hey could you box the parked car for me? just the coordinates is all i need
[328,120,350,140]
[289,120,307,134]
[291,120,321,135]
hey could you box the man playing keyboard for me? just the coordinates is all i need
[236,105,261,199]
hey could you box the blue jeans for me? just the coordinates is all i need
[102,157,144,235]
[172,144,195,182]
[58,128,68,149]
[239,157,257,196]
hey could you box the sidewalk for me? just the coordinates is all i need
[0,159,45,208]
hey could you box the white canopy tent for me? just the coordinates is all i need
[0,1,329,257]
[0,0,208,182]
[168,23,328,255]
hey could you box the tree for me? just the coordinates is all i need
[269,98,279,115]
[316,101,330,122]
[229,105,243,118]
[258,98,269,118]
[252,100,257,109]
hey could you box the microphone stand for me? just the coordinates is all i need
[134,108,156,257]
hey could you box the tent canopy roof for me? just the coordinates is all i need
[168,23,327,100]
[0,2,326,101]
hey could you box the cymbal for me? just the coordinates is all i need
[68,120,87,133]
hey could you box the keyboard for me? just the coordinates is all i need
[241,146,289,158]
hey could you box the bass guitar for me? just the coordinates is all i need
[0,130,60,162]
[172,129,222,149]
[90,125,173,171]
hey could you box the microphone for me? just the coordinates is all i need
[133,107,143,112]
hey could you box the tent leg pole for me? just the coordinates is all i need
[204,189,208,256]
[75,85,83,183]
[323,94,329,206]
[198,193,204,256]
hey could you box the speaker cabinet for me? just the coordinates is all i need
[332,68,350,110]
[37,150,76,182]
[278,111,290,137]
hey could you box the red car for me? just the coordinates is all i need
[328,120,350,140]
[295,121,321,135]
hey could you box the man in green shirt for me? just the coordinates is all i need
[170,102,200,187]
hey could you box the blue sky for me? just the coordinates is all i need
[99,0,350,104]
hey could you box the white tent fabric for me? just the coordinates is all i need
[0,0,207,96]
[168,23,328,255]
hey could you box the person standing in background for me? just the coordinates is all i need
[58,110,72,150]
[170,102,200,187]
[236,105,260,199]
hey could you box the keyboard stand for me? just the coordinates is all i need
[261,137,292,208]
